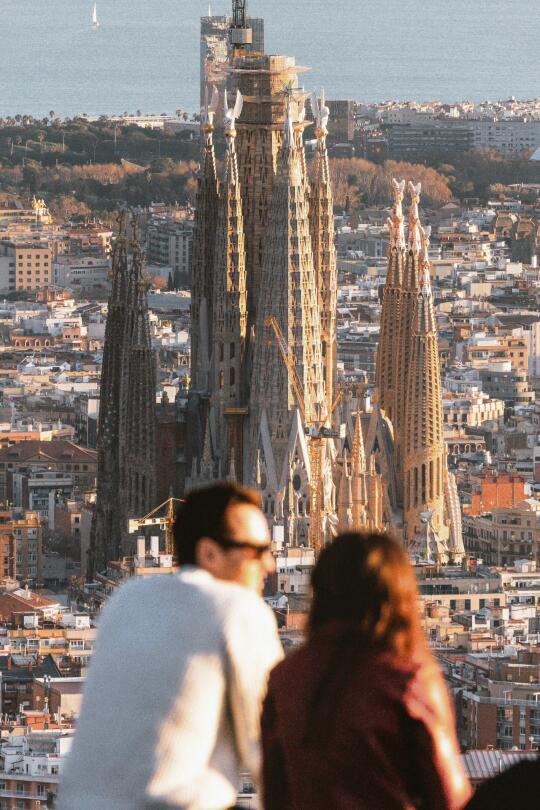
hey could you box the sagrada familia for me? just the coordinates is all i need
[90,1,465,572]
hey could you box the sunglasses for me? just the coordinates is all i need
[212,536,273,559]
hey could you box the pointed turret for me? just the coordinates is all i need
[310,90,338,413]
[366,455,383,532]
[338,451,353,530]
[351,409,368,527]
[210,91,248,473]
[119,233,157,547]
[393,181,424,503]
[191,86,220,393]
[250,104,326,477]
[403,223,448,546]
[89,221,129,574]
[376,178,406,428]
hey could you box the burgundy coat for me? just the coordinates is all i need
[261,623,471,810]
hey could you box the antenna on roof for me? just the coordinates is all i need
[230,0,252,50]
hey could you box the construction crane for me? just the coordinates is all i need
[265,316,344,550]
[128,497,183,557]
[230,0,252,49]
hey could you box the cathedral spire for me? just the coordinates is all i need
[209,90,248,474]
[119,227,157,544]
[191,86,220,393]
[351,408,369,528]
[338,450,353,530]
[89,218,129,574]
[392,181,425,504]
[248,106,328,543]
[403,214,448,550]
[376,178,406,428]
[310,90,338,413]
[90,218,156,572]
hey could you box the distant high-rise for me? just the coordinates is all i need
[200,14,264,108]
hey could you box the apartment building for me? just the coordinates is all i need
[0,728,71,809]
[0,242,53,292]
[463,500,540,567]
[146,219,194,284]
[0,511,42,584]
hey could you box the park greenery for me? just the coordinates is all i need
[0,116,538,219]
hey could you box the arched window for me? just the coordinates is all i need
[230,367,235,386]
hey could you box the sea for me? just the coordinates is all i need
[0,0,538,119]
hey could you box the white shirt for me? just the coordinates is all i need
[58,567,283,810]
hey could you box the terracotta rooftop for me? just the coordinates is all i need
[0,440,96,464]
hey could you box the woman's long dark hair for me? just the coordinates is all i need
[309,531,423,657]
[304,532,425,745]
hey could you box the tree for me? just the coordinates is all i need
[152,276,168,290]
[173,269,182,290]
[167,271,174,291]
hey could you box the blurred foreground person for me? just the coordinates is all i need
[465,758,540,809]
[262,532,472,810]
[58,483,282,810]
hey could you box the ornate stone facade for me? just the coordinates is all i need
[187,5,386,546]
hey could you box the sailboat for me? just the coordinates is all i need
[91,3,100,29]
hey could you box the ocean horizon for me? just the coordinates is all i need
[0,0,538,118]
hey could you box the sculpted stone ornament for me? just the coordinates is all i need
[201,84,219,144]
[310,89,330,138]
[224,89,244,136]
[387,178,406,249]
[408,181,422,255]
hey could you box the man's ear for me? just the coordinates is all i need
[196,537,220,572]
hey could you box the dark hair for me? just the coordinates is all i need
[173,483,262,565]
[309,532,423,658]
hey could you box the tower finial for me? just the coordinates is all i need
[408,181,422,255]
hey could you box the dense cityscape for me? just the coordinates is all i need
[0,2,540,808]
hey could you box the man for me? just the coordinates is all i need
[58,483,282,810]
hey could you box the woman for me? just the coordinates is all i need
[261,532,472,810]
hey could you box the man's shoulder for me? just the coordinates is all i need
[105,568,269,617]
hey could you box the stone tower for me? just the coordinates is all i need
[209,92,248,477]
[190,89,219,396]
[188,9,342,544]
[376,181,465,562]
[402,225,447,545]
[376,179,406,430]
[248,106,328,542]
[89,229,128,574]
[118,235,157,544]
[310,92,338,413]
[89,224,156,574]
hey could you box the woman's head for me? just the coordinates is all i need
[309,532,422,657]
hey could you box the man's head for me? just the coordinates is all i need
[174,483,274,594]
